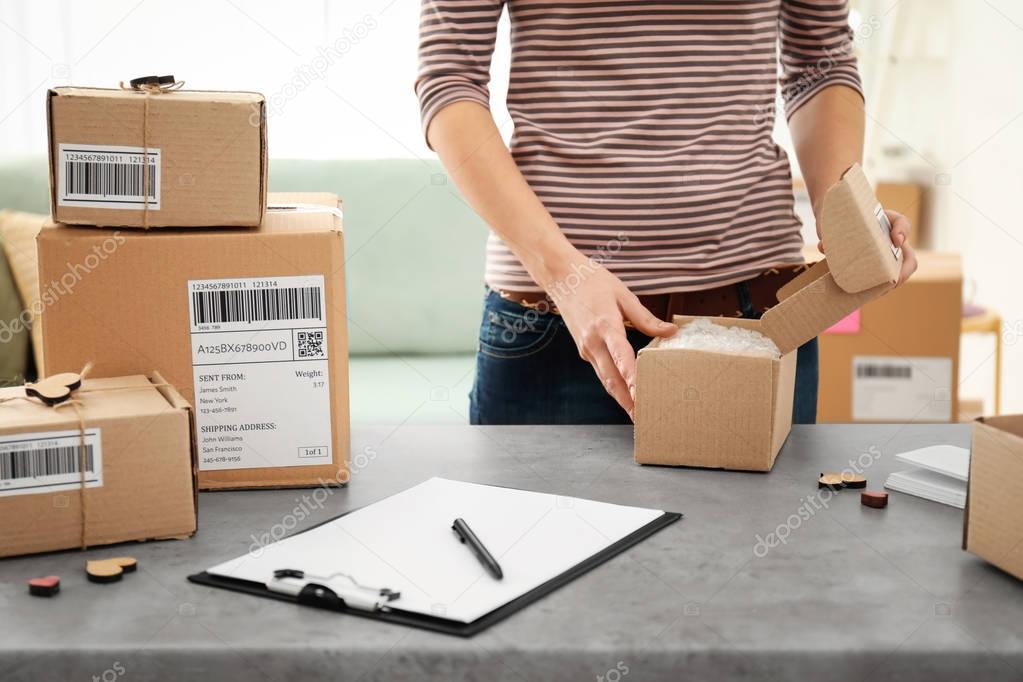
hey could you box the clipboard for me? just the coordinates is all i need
[188,478,681,637]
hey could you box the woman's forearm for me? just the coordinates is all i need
[426,100,583,289]
[789,84,917,285]
[788,84,865,222]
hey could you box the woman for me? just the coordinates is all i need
[416,0,916,425]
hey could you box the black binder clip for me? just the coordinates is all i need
[128,75,177,90]
[268,568,400,612]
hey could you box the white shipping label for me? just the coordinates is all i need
[57,143,161,210]
[852,356,953,422]
[188,276,332,471]
[0,429,103,498]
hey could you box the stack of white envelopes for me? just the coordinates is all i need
[884,444,971,508]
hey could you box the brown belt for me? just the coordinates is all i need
[498,265,808,325]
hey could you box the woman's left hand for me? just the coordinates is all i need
[885,209,918,287]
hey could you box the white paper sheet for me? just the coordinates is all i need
[893,444,970,481]
[206,478,666,623]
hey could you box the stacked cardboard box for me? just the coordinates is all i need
[38,193,351,489]
[38,84,350,491]
[48,86,267,228]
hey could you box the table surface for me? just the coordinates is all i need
[2,424,1021,682]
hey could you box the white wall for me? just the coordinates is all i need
[0,0,512,160]
[852,0,1022,414]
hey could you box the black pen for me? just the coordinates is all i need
[452,518,503,580]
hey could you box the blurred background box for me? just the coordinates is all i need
[818,252,963,423]
[876,181,927,245]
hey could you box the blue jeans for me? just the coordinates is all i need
[469,288,818,425]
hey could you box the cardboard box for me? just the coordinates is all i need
[817,252,962,423]
[635,165,901,471]
[47,86,267,228]
[963,415,1023,582]
[0,374,196,558]
[37,193,350,490]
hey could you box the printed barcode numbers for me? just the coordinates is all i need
[856,364,912,379]
[58,144,161,209]
[64,160,156,200]
[192,287,323,325]
[0,445,95,482]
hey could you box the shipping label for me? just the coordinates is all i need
[0,429,103,497]
[852,355,953,421]
[188,276,332,471]
[57,143,161,210]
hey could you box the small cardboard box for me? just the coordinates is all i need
[818,252,962,423]
[635,165,901,471]
[37,193,350,490]
[0,374,197,558]
[47,86,267,228]
[963,415,1023,582]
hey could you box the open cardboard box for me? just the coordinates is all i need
[963,415,1023,582]
[634,164,902,471]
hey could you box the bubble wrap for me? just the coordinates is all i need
[658,318,780,358]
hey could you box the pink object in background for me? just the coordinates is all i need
[825,310,861,334]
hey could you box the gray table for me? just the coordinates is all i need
[2,424,1021,681]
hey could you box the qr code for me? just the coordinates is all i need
[296,331,324,358]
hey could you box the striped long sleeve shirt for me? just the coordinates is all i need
[416,1,863,294]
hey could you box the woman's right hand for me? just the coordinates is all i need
[543,253,677,419]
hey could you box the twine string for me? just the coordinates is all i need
[117,79,184,230]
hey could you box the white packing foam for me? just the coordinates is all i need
[658,318,781,358]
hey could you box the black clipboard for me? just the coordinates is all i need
[189,507,681,637]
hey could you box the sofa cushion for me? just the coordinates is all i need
[0,210,45,377]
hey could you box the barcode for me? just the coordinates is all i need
[192,287,323,325]
[64,160,157,199]
[857,364,912,379]
[0,445,95,481]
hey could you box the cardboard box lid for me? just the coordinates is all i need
[0,375,187,430]
[760,164,901,354]
[49,86,264,105]
[39,192,343,240]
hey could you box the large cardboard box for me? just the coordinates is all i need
[0,374,196,558]
[47,86,267,228]
[963,415,1023,582]
[635,165,901,471]
[817,252,962,423]
[37,193,350,490]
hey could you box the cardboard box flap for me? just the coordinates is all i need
[819,164,902,294]
[759,165,900,355]
[761,257,892,355]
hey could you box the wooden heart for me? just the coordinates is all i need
[86,556,138,584]
[28,575,61,597]
[25,372,83,406]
